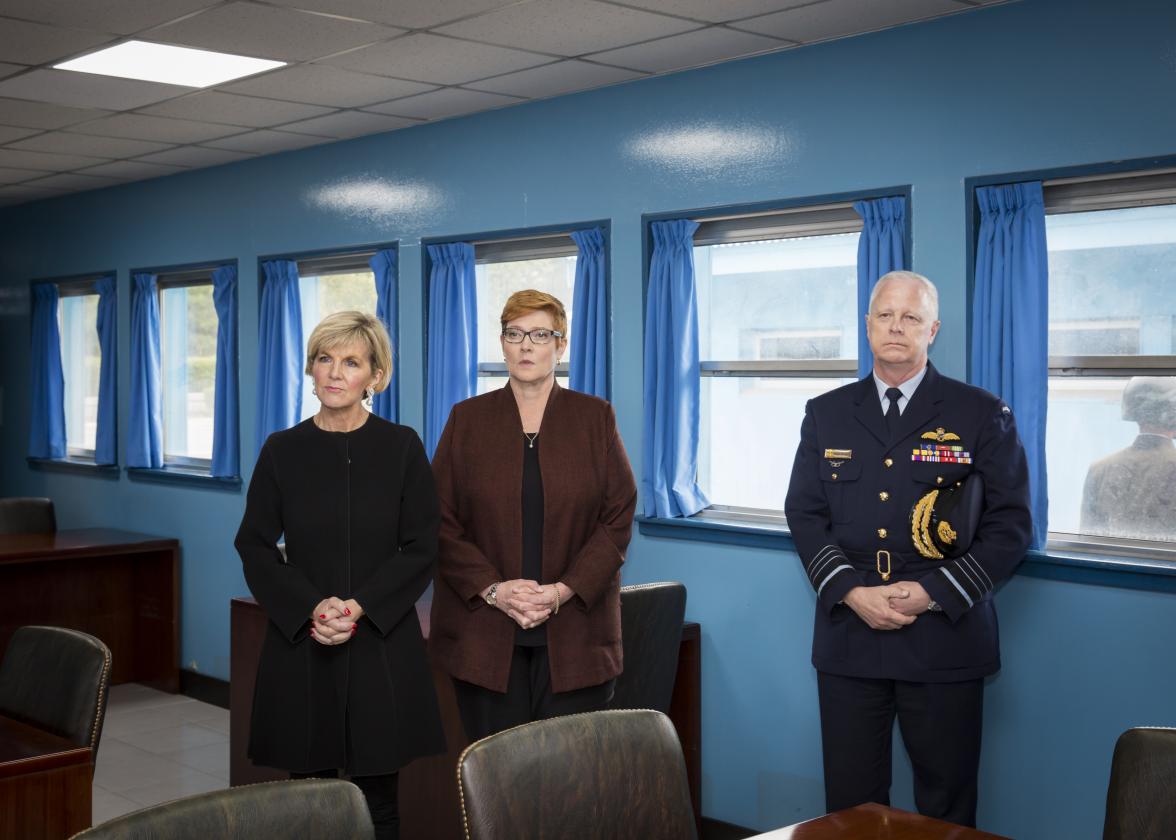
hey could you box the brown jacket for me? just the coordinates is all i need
[429,382,637,693]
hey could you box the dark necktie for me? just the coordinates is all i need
[885,387,903,438]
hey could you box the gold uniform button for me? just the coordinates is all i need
[936,476,944,485]
[884,458,894,467]
[877,528,888,538]
[879,491,889,501]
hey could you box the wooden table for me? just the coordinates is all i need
[0,714,92,839]
[0,528,181,692]
[751,803,1011,839]
[231,597,702,839]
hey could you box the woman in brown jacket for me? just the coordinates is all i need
[430,289,637,741]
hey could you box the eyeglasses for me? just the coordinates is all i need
[501,327,563,345]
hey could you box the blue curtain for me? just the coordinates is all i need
[28,282,66,459]
[570,227,607,399]
[371,249,398,422]
[94,274,117,465]
[643,220,709,518]
[854,196,909,378]
[256,260,303,451]
[425,243,477,458]
[128,273,163,468]
[973,181,1049,548]
[211,265,239,478]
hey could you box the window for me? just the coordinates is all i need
[474,234,578,395]
[158,272,217,468]
[298,253,379,421]
[1043,169,1176,547]
[58,281,101,458]
[693,204,862,515]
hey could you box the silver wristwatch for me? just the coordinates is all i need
[927,600,943,612]
[484,582,500,607]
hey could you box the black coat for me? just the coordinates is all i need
[235,415,446,775]
[785,364,1033,683]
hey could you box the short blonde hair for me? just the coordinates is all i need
[304,310,393,392]
[500,289,568,340]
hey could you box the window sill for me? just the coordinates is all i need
[26,457,120,478]
[637,513,1176,594]
[126,466,241,490]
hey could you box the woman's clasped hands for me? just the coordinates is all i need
[491,579,566,630]
[310,596,364,645]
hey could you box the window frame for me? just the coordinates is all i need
[56,276,103,462]
[156,268,217,473]
[1041,166,1176,555]
[683,199,872,520]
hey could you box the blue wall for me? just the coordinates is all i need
[3,0,1175,835]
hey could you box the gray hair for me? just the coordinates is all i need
[868,271,939,320]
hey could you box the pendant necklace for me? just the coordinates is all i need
[524,431,539,449]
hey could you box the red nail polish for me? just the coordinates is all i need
[319,614,327,619]
[344,608,351,616]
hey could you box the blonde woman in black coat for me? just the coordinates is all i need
[236,311,444,840]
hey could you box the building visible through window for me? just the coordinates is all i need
[693,205,863,515]
[58,283,101,458]
[1043,173,1176,546]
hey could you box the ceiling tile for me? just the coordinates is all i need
[0,124,41,143]
[0,63,25,81]
[202,130,334,154]
[21,171,123,191]
[587,26,789,72]
[78,158,188,180]
[135,145,255,167]
[0,0,221,35]
[278,110,418,139]
[139,91,334,128]
[7,131,174,158]
[731,0,966,42]
[260,0,516,29]
[363,87,524,120]
[318,33,551,86]
[469,59,643,99]
[0,165,49,184]
[0,69,190,111]
[68,113,246,143]
[0,97,111,129]
[437,0,700,55]
[224,65,436,108]
[0,147,108,171]
[605,0,814,23]
[0,18,113,65]
[146,2,404,62]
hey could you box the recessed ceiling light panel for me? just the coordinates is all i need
[55,41,285,88]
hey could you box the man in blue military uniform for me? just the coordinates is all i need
[785,271,1033,827]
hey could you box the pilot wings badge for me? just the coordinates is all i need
[920,427,961,443]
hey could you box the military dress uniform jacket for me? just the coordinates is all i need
[784,364,1033,683]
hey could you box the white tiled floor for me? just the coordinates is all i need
[93,683,230,825]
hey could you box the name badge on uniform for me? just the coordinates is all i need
[824,448,852,467]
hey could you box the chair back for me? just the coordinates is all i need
[1104,726,1176,840]
[458,709,697,840]
[69,779,375,840]
[0,496,56,535]
[0,625,111,771]
[609,582,687,713]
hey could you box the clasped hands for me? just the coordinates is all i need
[309,596,364,645]
[485,579,570,631]
[843,581,931,631]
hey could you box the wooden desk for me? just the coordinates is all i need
[751,803,1010,839]
[0,529,181,692]
[0,714,92,839]
[231,597,702,839]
